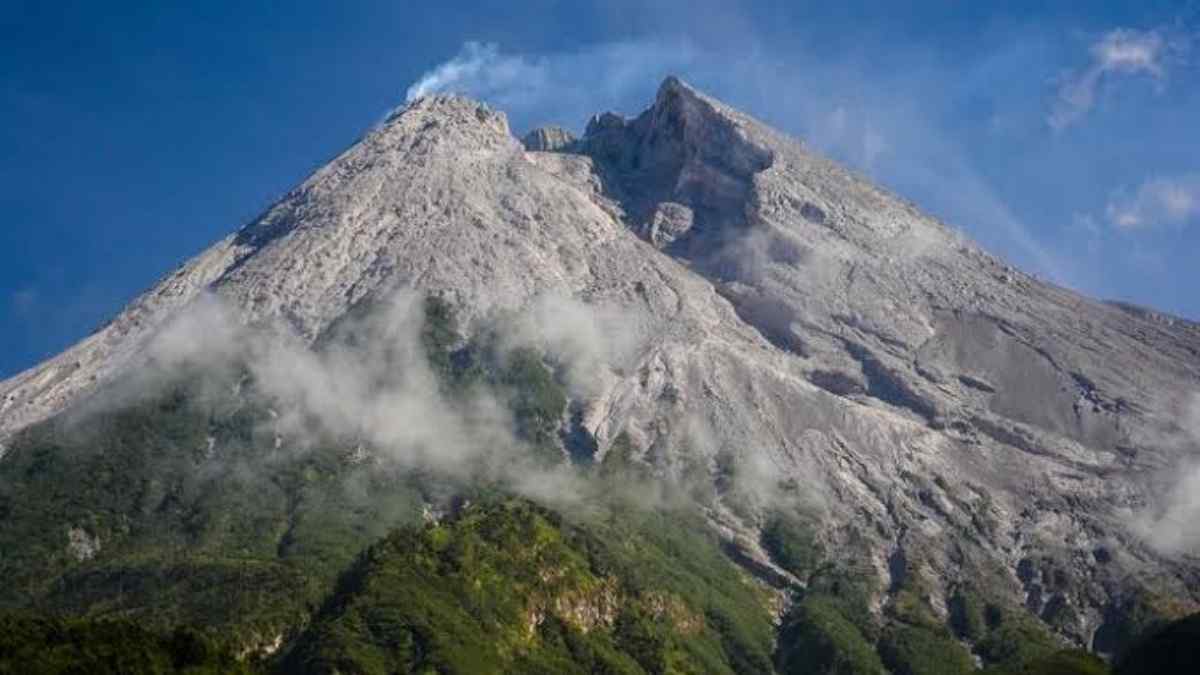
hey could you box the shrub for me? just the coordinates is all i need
[985,649,1109,675]
[761,510,820,579]
[0,611,255,674]
[776,596,886,675]
[878,623,974,675]
[1114,612,1200,675]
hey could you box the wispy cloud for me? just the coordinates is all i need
[1050,27,1184,130]
[1107,174,1200,230]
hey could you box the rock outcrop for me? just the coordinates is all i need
[522,125,577,152]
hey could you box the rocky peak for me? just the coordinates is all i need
[577,76,774,260]
[584,111,627,137]
[232,92,519,253]
[521,125,577,152]
[383,93,511,138]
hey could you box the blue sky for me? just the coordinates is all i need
[2,1,1199,379]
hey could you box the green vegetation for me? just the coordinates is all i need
[876,570,973,675]
[776,596,885,675]
[948,584,1061,671]
[496,346,569,465]
[805,563,880,639]
[987,650,1109,675]
[423,294,572,465]
[421,294,462,379]
[1094,589,1188,661]
[0,296,569,611]
[0,295,1164,673]
[948,586,986,642]
[0,611,255,674]
[761,510,820,579]
[878,623,974,675]
[774,553,884,675]
[597,431,649,482]
[283,498,776,674]
[975,609,1062,670]
[0,372,428,639]
[1114,611,1200,675]
[0,296,782,673]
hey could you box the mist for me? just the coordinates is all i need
[1133,393,1200,556]
[106,289,663,510]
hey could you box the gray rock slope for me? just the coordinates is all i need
[3,76,1199,649]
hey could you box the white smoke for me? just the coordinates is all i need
[403,39,699,108]
[405,42,534,103]
[402,39,699,128]
[1133,393,1200,556]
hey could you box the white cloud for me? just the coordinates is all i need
[1093,29,1169,74]
[1050,28,1182,130]
[1106,174,1200,230]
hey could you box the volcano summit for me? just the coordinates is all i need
[1,77,1197,674]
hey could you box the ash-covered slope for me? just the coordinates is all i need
[3,76,1199,658]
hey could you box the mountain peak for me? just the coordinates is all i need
[658,73,687,91]
[579,77,711,142]
[4,78,1200,664]
[655,74,698,102]
[583,111,626,138]
[383,92,511,139]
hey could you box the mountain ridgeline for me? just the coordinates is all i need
[2,77,1200,673]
